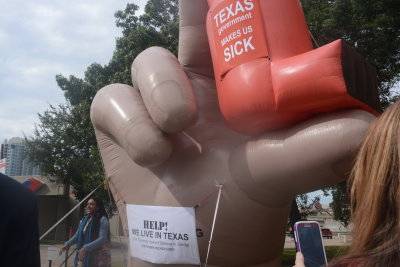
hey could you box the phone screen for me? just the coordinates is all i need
[294,221,327,267]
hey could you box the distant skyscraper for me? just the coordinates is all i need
[1,140,8,159]
[2,137,41,176]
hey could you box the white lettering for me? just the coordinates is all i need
[214,0,254,27]
[234,41,244,56]
[224,47,231,62]
[213,14,220,27]
[221,30,242,46]
[226,4,235,18]
[243,36,255,51]
[242,25,253,35]
[219,8,227,24]
[244,0,254,11]
[235,1,245,13]
[223,36,255,62]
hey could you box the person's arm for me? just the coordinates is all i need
[82,216,109,252]
[293,252,305,267]
[59,224,80,255]
[65,227,79,246]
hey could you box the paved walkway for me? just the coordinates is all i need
[40,235,351,266]
[40,237,130,267]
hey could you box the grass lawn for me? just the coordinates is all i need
[281,246,349,267]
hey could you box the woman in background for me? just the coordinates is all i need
[60,196,111,267]
[295,100,400,267]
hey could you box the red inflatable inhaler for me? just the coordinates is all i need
[206,0,379,135]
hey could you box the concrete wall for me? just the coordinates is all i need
[11,176,80,241]
[109,213,125,237]
[37,195,80,241]
[12,175,126,240]
[37,196,58,240]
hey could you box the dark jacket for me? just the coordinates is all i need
[0,173,40,267]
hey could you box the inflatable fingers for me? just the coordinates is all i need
[230,109,376,206]
[132,47,197,133]
[179,0,213,77]
[91,84,172,167]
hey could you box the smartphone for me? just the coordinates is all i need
[294,221,327,267]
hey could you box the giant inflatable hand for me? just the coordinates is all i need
[91,1,377,266]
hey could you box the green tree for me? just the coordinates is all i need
[26,0,179,216]
[26,102,107,202]
[27,104,75,195]
[110,0,179,84]
[329,181,351,226]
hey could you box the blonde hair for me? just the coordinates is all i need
[346,101,400,265]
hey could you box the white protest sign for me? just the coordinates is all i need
[126,204,200,265]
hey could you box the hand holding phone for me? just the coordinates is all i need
[294,252,306,267]
[294,221,327,267]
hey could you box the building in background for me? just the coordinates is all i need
[10,175,123,241]
[0,140,8,159]
[307,203,351,233]
[2,138,123,240]
[11,175,80,241]
[0,137,41,176]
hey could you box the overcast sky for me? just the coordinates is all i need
[0,0,147,143]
